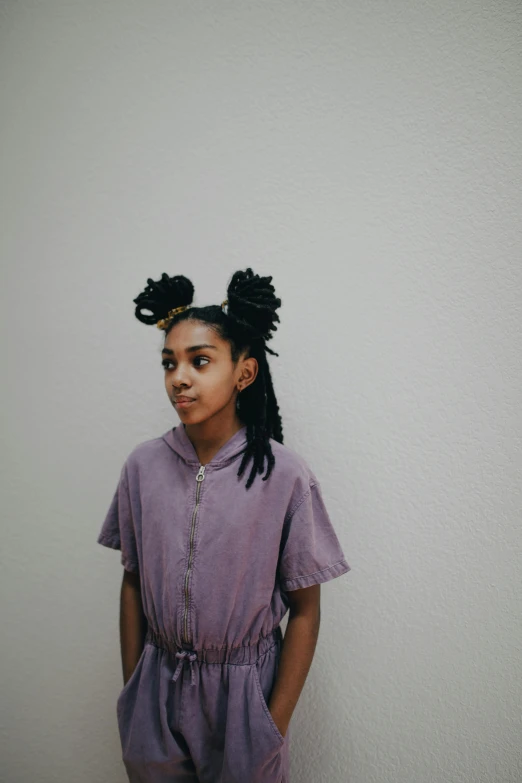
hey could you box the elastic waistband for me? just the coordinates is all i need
[145,625,283,665]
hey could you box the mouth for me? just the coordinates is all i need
[174,398,196,408]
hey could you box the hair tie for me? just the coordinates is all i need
[156,304,191,330]
[157,299,229,330]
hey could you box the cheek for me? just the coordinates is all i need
[202,376,234,399]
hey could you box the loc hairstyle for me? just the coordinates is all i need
[132,268,283,489]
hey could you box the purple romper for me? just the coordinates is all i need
[97,423,351,783]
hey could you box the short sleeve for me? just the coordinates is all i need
[97,463,139,573]
[278,480,351,591]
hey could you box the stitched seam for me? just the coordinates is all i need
[98,534,120,545]
[98,535,139,571]
[252,664,285,744]
[281,558,347,584]
[121,465,130,491]
[284,480,318,523]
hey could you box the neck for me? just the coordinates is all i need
[183,412,245,465]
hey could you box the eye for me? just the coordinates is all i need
[161,356,210,370]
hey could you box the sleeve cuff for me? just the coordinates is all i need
[97,534,139,573]
[97,532,121,550]
[280,557,351,591]
[122,558,139,573]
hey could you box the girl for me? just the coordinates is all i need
[97,267,351,783]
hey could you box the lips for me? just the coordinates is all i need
[174,397,195,405]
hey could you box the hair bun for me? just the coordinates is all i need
[226,268,281,343]
[133,273,194,326]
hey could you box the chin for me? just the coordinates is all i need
[176,409,201,422]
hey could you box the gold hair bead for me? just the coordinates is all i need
[156,300,228,330]
[156,304,190,330]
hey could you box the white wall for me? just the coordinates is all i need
[1,2,521,782]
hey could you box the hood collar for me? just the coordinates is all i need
[162,424,248,468]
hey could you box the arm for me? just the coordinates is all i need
[268,584,321,737]
[120,569,148,685]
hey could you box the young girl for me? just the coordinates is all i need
[97,267,351,783]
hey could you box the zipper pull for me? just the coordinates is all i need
[196,465,206,482]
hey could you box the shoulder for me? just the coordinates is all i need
[120,433,171,476]
[267,438,329,521]
[268,438,319,491]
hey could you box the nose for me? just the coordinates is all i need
[171,367,191,390]
[172,381,190,393]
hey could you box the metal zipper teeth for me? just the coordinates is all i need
[182,464,206,644]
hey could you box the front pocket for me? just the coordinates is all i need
[116,646,146,714]
[252,659,285,746]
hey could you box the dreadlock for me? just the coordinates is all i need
[133,268,284,489]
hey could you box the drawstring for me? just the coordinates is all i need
[172,650,198,685]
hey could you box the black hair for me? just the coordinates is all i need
[133,268,283,489]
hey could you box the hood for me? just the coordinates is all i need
[161,423,248,468]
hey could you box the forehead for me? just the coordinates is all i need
[163,320,225,353]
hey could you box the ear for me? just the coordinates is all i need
[238,356,258,390]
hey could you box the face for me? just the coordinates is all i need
[162,320,257,426]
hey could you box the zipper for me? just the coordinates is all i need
[182,464,206,645]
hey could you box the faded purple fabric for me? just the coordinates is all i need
[98,424,351,782]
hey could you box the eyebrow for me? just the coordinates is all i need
[161,344,218,356]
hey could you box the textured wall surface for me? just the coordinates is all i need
[1,2,521,782]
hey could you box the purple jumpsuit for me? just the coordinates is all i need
[97,423,351,782]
